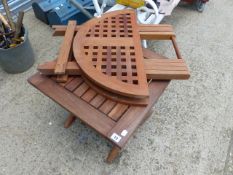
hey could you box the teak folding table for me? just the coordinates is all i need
[28,10,190,163]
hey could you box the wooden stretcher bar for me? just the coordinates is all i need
[52,25,80,36]
[38,61,80,75]
[54,21,77,75]
[38,49,190,80]
[38,59,190,80]
[138,24,175,40]
[52,24,175,40]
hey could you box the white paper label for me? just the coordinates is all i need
[121,130,128,137]
[110,133,121,143]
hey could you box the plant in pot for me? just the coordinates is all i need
[0,0,34,74]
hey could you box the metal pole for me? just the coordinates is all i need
[69,0,93,19]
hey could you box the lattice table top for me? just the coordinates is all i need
[73,10,149,99]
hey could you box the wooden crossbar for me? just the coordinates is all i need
[144,59,190,80]
[52,24,175,40]
[138,24,175,40]
[38,54,190,80]
[52,25,80,36]
[38,61,80,75]
[54,21,77,75]
[143,48,190,79]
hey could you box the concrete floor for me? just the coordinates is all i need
[0,0,233,174]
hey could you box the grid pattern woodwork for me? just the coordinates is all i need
[86,13,133,38]
[84,45,138,84]
[73,10,149,98]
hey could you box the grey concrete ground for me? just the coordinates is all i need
[0,0,233,174]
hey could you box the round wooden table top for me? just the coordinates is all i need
[73,10,149,99]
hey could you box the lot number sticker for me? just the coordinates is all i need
[110,133,121,143]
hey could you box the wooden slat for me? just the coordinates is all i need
[138,24,173,32]
[73,82,89,97]
[28,73,115,136]
[56,74,69,83]
[125,46,133,83]
[90,95,106,108]
[38,61,81,75]
[52,25,80,36]
[146,70,190,80]
[129,11,149,90]
[144,59,188,69]
[108,104,129,121]
[81,38,135,46]
[139,24,175,40]
[58,77,74,87]
[140,32,175,40]
[54,21,77,74]
[145,65,188,71]
[99,100,117,114]
[37,61,58,75]
[144,59,185,63]
[65,77,83,91]
[81,89,97,102]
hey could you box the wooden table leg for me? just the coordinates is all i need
[64,113,76,128]
[106,146,121,163]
